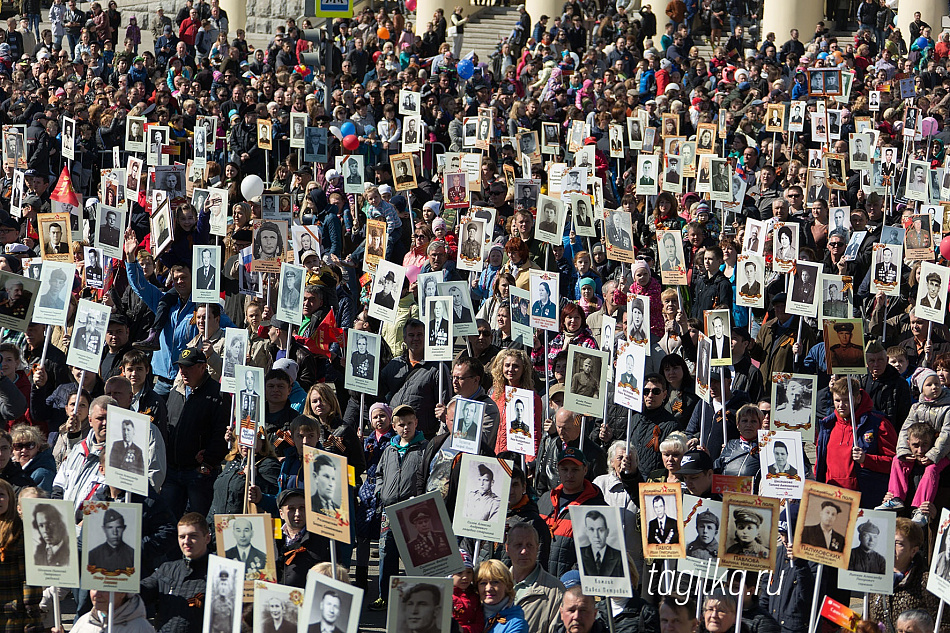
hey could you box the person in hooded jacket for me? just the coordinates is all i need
[539,447,608,577]
[70,590,153,633]
[815,377,897,509]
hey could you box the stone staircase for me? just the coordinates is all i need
[461,5,524,62]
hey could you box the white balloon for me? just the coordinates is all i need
[329,125,344,140]
[241,175,265,200]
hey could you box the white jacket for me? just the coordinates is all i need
[70,595,155,633]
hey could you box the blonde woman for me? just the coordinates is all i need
[476,560,528,633]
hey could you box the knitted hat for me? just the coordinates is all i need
[913,367,938,393]
[368,402,393,420]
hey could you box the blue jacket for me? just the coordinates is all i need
[22,447,56,492]
[126,262,235,381]
[486,604,530,633]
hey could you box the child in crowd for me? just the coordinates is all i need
[451,550,484,633]
[878,368,950,526]
[887,346,913,388]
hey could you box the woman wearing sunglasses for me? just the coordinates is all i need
[9,424,55,492]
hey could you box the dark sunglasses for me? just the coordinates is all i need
[12,441,36,450]
[643,387,664,395]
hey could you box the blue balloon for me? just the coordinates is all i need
[340,121,356,137]
[457,59,474,80]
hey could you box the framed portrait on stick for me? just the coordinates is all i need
[757,430,806,499]
[792,480,861,569]
[202,555,245,633]
[823,319,866,375]
[639,482,685,559]
[386,577,453,633]
[344,329,381,396]
[104,407,151,496]
[252,581,303,633]
[300,570,363,633]
[22,498,79,588]
[450,397,484,455]
[303,446,351,543]
[387,491,464,577]
[915,261,949,322]
[840,509,895,595]
[678,495,726,580]
[769,373,817,442]
[927,507,950,601]
[717,492,779,572]
[214,513,278,598]
[564,345,609,418]
[570,505,634,597]
[80,501,141,591]
[451,453,512,542]
[504,386,536,457]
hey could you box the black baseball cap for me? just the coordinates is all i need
[677,450,714,475]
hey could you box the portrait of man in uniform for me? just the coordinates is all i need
[849,520,886,574]
[686,509,719,560]
[646,496,679,544]
[86,508,134,574]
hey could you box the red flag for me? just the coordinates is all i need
[50,166,80,206]
[311,308,343,359]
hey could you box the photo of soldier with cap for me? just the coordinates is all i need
[826,321,865,373]
[86,507,135,574]
[849,520,886,574]
[686,509,720,560]
[404,503,453,566]
[726,508,770,558]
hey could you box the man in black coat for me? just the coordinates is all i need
[142,512,214,633]
[861,343,911,430]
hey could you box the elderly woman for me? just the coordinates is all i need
[701,590,778,633]
[714,404,764,479]
[10,424,55,491]
[477,560,529,633]
[647,431,689,483]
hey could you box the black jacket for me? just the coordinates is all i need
[206,455,280,521]
[690,270,733,319]
[534,432,608,494]
[141,553,210,633]
[164,374,230,470]
[277,529,326,588]
[759,542,819,633]
[26,119,50,174]
[860,365,911,431]
[597,399,679,482]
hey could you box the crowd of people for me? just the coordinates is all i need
[0,0,947,631]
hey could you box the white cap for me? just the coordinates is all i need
[325,169,341,181]
[273,358,299,383]
[665,83,681,93]
[379,184,393,195]
[423,200,442,216]
[300,249,320,262]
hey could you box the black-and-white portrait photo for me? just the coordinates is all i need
[81,502,140,591]
[216,514,274,581]
[95,205,126,259]
[386,578,452,633]
[302,573,362,633]
[192,245,220,304]
[368,261,406,322]
[276,263,306,324]
[345,329,380,396]
[425,296,453,361]
[253,581,300,633]
[289,113,308,149]
[574,507,626,578]
[450,397,484,454]
[203,555,245,633]
[771,376,815,432]
[645,494,680,545]
[221,328,248,394]
[66,298,111,373]
[304,126,328,163]
[237,365,264,447]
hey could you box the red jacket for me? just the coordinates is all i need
[179,17,199,46]
[819,390,897,493]
[452,585,485,633]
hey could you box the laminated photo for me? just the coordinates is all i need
[452,454,511,542]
